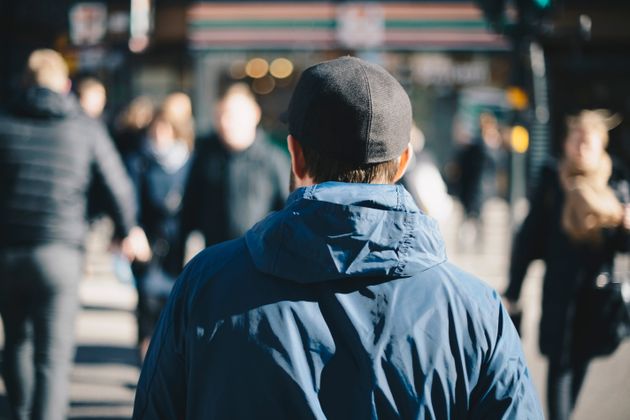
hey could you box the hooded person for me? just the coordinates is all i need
[0,49,150,420]
[133,57,542,419]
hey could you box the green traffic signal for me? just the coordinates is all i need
[534,0,551,8]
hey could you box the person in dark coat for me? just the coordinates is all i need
[0,49,150,420]
[453,112,507,247]
[133,57,542,419]
[75,76,116,222]
[179,83,289,260]
[504,110,630,420]
[126,107,193,361]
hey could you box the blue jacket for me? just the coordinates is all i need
[133,182,543,419]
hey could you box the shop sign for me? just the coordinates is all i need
[412,54,489,86]
[336,3,385,49]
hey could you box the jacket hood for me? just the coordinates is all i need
[245,182,446,283]
[11,87,80,119]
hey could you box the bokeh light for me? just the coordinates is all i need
[251,75,275,95]
[511,125,529,153]
[245,58,269,79]
[269,58,294,79]
[229,60,247,79]
[506,86,529,110]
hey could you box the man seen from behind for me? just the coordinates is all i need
[133,57,543,419]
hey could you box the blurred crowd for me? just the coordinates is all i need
[78,60,292,362]
[0,49,291,420]
[1,48,629,420]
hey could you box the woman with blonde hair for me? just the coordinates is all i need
[504,110,630,419]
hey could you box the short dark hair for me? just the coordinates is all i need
[302,144,400,184]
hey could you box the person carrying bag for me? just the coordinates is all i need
[503,109,630,420]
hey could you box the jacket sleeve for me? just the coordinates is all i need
[505,168,552,301]
[90,125,137,238]
[132,266,190,419]
[124,154,144,226]
[469,296,544,419]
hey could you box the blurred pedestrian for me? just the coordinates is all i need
[75,76,114,221]
[126,106,193,362]
[133,57,542,419]
[453,112,507,247]
[113,96,155,158]
[503,110,630,420]
[0,49,150,420]
[179,83,289,262]
[400,123,453,222]
[76,76,107,121]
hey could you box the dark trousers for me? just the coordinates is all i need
[0,244,82,420]
[547,360,589,420]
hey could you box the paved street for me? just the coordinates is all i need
[0,223,140,420]
[1,200,630,419]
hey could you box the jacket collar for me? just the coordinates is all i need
[246,182,447,283]
[11,87,81,119]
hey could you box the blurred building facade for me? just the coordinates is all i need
[0,0,191,119]
[475,0,630,195]
[187,0,513,173]
[3,0,628,209]
[0,0,514,168]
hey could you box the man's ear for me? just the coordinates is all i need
[392,143,413,183]
[287,135,307,180]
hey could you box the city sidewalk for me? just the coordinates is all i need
[0,277,139,420]
[0,222,140,420]
[66,274,139,419]
[64,223,140,420]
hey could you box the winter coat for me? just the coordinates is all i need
[134,182,542,419]
[179,131,290,253]
[455,140,505,218]
[126,144,192,279]
[505,161,630,364]
[0,87,136,248]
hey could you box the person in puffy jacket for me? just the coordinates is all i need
[133,57,542,420]
[0,49,149,420]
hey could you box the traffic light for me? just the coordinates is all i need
[474,0,553,36]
